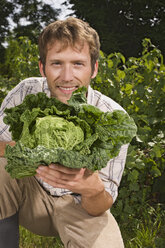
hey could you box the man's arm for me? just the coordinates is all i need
[36,164,113,216]
[0,141,16,157]
[81,188,113,216]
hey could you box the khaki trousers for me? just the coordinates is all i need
[0,158,124,248]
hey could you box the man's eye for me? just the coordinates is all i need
[75,62,83,66]
[52,62,61,65]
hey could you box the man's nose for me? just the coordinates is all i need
[61,65,74,82]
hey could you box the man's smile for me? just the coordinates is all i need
[57,86,78,94]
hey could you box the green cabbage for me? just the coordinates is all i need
[21,115,84,150]
[4,87,137,178]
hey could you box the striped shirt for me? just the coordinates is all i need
[0,77,128,203]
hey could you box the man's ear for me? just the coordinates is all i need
[91,61,98,79]
[39,60,45,77]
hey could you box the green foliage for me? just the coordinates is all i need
[92,38,165,229]
[0,0,60,63]
[127,205,165,248]
[0,76,16,106]
[65,0,165,58]
[11,0,60,43]
[0,0,14,63]
[3,36,40,79]
[0,36,39,105]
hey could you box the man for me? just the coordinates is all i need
[0,17,128,247]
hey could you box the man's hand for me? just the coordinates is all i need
[36,164,103,197]
[36,164,113,216]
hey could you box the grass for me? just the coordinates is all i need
[127,206,162,248]
[19,227,64,248]
[19,204,165,248]
[123,204,165,248]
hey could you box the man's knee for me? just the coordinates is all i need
[0,157,7,168]
[0,158,10,184]
[0,158,20,219]
[92,211,124,248]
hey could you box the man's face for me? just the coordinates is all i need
[39,41,98,104]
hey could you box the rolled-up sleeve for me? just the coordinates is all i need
[99,144,129,203]
[0,98,12,141]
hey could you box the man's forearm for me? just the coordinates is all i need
[81,189,113,216]
[0,141,15,157]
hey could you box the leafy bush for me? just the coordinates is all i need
[0,36,40,105]
[3,36,40,80]
[91,38,165,230]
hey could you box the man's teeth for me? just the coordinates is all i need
[59,87,77,90]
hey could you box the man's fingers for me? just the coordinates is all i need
[36,165,85,181]
[36,166,71,181]
[49,163,85,175]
